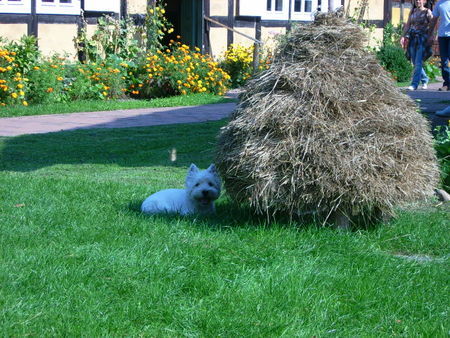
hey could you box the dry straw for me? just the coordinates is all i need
[216,11,439,224]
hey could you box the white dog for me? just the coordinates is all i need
[141,164,221,215]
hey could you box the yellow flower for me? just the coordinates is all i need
[33,66,40,70]
[161,9,165,14]
[17,84,24,89]
[168,28,174,34]
[149,8,154,14]
[57,76,63,81]
[102,91,107,96]
[22,101,28,106]
[19,91,25,96]
[11,92,18,99]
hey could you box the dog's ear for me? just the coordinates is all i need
[207,164,217,174]
[188,163,199,174]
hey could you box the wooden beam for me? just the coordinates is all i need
[227,0,234,46]
[28,0,38,37]
[384,0,392,25]
[204,16,263,44]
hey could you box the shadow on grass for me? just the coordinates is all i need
[0,120,227,172]
[126,197,389,231]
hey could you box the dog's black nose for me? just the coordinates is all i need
[202,190,209,197]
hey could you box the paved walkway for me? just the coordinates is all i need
[0,85,448,137]
[0,102,236,137]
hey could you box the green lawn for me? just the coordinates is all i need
[0,93,234,118]
[0,120,448,336]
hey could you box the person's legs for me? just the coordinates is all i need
[410,38,424,89]
[438,37,450,87]
[420,67,429,85]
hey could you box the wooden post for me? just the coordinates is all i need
[384,0,392,26]
[227,0,234,47]
[252,17,261,75]
[400,0,404,24]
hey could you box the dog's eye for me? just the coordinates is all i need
[195,183,200,187]
[208,182,213,187]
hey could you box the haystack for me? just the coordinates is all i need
[216,12,439,225]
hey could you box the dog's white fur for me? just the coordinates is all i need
[141,164,221,215]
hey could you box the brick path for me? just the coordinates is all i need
[0,102,236,137]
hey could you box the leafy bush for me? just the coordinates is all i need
[1,35,40,75]
[76,16,146,63]
[434,126,450,190]
[375,22,413,82]
[0,49,28,107]
[219,44,272,88]
[68,56,129,100]
[424,56,441,81]
[146,1,173,53]
[26,56,67,104]
[219,44,253,88]
[132,40,230,98]
[0,3,229,107]
[376,44,413,82]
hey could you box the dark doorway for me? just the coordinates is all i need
[164,0,203,48]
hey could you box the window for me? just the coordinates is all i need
[0,0,31,14]
[294,0,313,12]
[275,0,282,11]
[84,0,120,13]
[304,0,312,12]
[266,0,284,12]
[291,0,317,20]
[36,0,80,15]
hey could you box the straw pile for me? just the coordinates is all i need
[216,12,439,222]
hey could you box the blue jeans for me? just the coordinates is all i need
[438,37,450,87]
[408,34,429,88]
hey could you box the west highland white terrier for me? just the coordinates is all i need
[141,164,221,215]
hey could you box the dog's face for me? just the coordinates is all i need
[185,164,221,207]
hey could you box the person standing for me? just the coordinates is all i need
[429,0,450,91]
[401,0,434,91]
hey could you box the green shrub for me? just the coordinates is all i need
[219,44,272,88]
[132,41,230,98]
[376,44,413,82]
[1,35,40,75]
[26,56,67,104]
[434,126,450,190]
[424,57,441,81]
[76,16,146,63]
[64,56,129,101]
[375,22,413,83]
